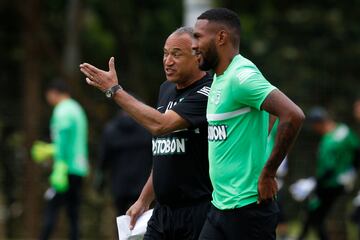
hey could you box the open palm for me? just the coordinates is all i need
[79,57,119,92]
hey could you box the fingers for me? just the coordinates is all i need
[81,67,103,90]
[257,188,277,203]
[79,60,118,92]
[129,213,139,230]
[126,205,141,230]
[257,176,278,203]
[80,63,102,76]
[80,66,99,81]
[80,68,94,80]
[127,208,141,230]
[79,63,104,85]
[108,57,116,72]
[86,77,98,88]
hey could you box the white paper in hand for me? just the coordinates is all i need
[117,209,153,240]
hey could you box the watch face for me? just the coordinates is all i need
[105,90,112,98]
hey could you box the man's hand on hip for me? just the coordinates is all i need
[257,169,278,203]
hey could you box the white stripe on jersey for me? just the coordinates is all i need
[236,69,257,84]
[207,107,251,121]
[197,86,211,96]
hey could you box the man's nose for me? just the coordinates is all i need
[191,41,199,53]
[164,55,174,65]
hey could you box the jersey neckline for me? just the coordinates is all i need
[215,54,242,80]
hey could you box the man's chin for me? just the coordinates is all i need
[166,76,179,83]
[198,63,212,71]
[199,57,216,71]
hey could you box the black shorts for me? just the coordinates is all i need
[199,201,279,240]
[144,201,210,240]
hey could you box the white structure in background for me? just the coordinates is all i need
[183,0,213,27]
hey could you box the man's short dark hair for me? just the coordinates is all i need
[198,8,241,48]
[46,79,70,94]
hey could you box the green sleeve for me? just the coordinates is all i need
[232,67,277,110]
[52,110,72,163]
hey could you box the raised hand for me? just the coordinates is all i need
[79,57,119,92]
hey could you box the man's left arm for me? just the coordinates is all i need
[258,89,305,202]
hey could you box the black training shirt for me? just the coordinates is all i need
[152,73,213,207]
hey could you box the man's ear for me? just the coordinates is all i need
[217,30,227,46]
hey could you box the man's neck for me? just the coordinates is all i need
[324,121,337,134]
[176,71,206,89]
[214,49,239,76]
[55,95,70,106]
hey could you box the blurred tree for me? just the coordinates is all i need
[19,0,42,237]
[219,0,360,115]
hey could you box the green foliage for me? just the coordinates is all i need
[222,0,360,118]
[81,9,116,63]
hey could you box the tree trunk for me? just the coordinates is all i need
[20,0,42,237]
[63,0,82,80]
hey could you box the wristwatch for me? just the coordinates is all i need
[104,84,123,98]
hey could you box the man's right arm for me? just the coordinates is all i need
[80,57,189,136]
[112,89,189,136]
[126,170,155,230]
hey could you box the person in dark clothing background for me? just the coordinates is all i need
[350,99,360,239]
[96,110,152,215]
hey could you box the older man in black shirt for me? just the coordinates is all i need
[80,27,212,239]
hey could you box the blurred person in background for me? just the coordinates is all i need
[350,99,360,239]
[32,80,89,240]
[95,109,152,216]
[80,27,213,239]
[0,123,19,238]
[354,99,360,123]
[298,107,360,240]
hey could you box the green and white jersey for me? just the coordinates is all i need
[317,124,360,187]
[51,98,89,176]
[207,54,276,210]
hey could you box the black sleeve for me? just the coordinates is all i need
[97,127,110,171]
[171,90,208,127]
[353,148,360,170]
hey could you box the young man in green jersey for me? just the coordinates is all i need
[192,8,305,239]
[298,107,360,240]
[35,80,89,240]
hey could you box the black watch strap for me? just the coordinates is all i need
[105,84,123,98]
